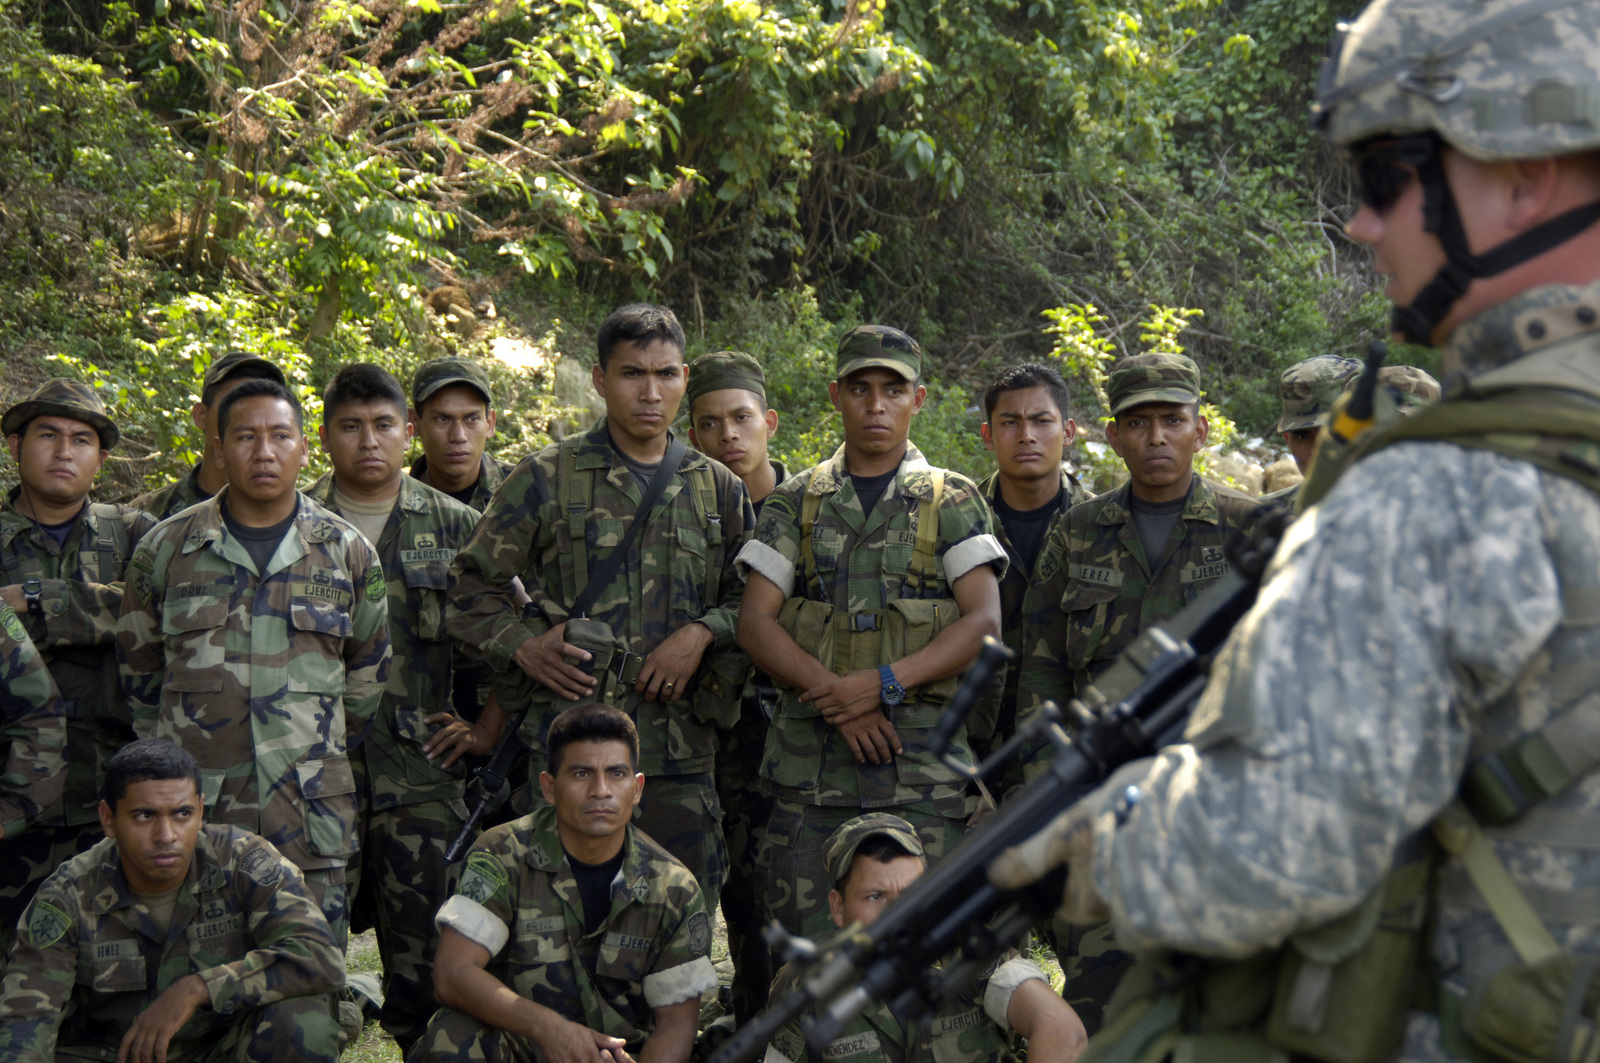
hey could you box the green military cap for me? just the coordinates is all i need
[2,378,119,450]
[835,325,922,382]
[202,350,286,395]
[1105,352,1201,416]
[413,356,493,407]
[823,812,925,887]
[1375,365,1440,414]
[1276,354,1362,432]
[688,350,766,406]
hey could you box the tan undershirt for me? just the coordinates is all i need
[132,883,184,938]
[332,485,398,546]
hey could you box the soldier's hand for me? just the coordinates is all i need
[803,668,881,725]
[0,584,24,613]
[636,622,712,703]
[532,1014,635,1063]
[422,712,498,769]
[988,806,1110,924]
[514,623,598,701]
[119,973,208,1063]
[837,711,902,764]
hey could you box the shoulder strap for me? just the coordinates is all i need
[88,503,129,583]
[569,435,689,620]
[690,465,722,607]
[799,469,824,600]
[1433,803,1563,967]
[906,469,945,595]
[560,438,592,593]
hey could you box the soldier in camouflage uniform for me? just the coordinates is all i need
[1014,353,1261,1032]
[416,705,717,1063]
[1260,355,1362,508]
[992,2,1600,1060]
[1,602,66,847]
[130,352,288,521]
[736,325,1006,944]
[118,379,391,949]
[448,304,752,911]
[409,357,515,514]
[0,740,345,1063]
[764,813,1084,1063]
[306,364,505,1052]
[0,379,150,951]
[975,363,1091,778]
[686,349,786,1026]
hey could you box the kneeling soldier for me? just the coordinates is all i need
[414,704,717,1063]
[0,739,345,1063]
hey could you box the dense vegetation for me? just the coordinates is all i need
[0,0,1430,496]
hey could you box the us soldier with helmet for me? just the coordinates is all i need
[992,2,1600,1060]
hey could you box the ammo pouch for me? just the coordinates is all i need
[1456,953,1600,1063]
[1084,851,1433,1063]
[775,595,963,704]
[563,617,645,702]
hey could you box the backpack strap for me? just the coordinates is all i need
[1459,687,1600,826]
[559,437,592,592]
[798,469,825,601]
[88,503,129,584]
[1433,803,1563,966]
[690,464,723,608]
[905,469,945,596]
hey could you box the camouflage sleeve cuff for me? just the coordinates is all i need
[483,619,539,672]
[695,611,737,649]
[735,540,794,597]
[982,958,1048,1031]
[642,956,718,1007]
[436,894,509,956]
[946,534,1008,584]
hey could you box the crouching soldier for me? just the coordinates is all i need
[413,704,716,1063]
[0,739,345,1063]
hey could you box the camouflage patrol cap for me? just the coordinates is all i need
[824,813,926,887]
[1276,355,1363,432]
[2,378,119,449]
[1312,0,1600,160]
[1105,353,1201,416]
[413,356,493,407]
[687,350,766,407]
[835,326,922,382]
[1375,364,1441,413]
[202,350,286,396]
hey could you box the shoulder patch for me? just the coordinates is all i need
[27,900,71,948]
[365,565,386,603]
[239,844,285,887]
[308,518,340,543]
[1,604,26,642]
[686,909,712,955]
[459,850,508,905]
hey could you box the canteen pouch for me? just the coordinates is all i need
[564,617,620,694]
[775,598,837,688]
[1264,856,1429,1063]
[1460,953,1600,1063]
[881,598,961,703]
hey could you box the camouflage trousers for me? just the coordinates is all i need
[409,1005,644,1063]
[347,796,469,1055]
[54,995,341,1063]
[1045,918,1130,1036]
[0,819,103,952]
[527,768,726,914]
[718,773,774,1025]
[299,866,350,953]
[756,798,970,944]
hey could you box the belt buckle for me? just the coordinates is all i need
[849,613,880,632]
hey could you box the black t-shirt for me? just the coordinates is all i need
[37,513,81,549]
[994,487,1065,577]
[849,468,897,517]
[566,846,627,936]
[222,499,297,575]
[1129,493,1186,572]
[444,480,479,508]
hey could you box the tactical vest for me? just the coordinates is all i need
[1085,339,1600,1063]
[777,467,962,703]
[0,502,132,826]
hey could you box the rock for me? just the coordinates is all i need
[1207,450,1264,496]
[1263,458,1304,494]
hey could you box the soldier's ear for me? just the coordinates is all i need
[764,408,778,438]
[98,799,115,839]
[828,887,846,928]
[539,771,556,806]
[1194,412,1210,449]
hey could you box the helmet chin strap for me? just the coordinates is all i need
[1390,133,1600,344]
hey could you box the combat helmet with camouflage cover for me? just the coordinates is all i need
[1311,0,1600,343]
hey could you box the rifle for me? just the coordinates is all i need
[445,704,528,862]
[711,511,1290,1063]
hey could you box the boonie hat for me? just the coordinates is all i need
[2,378,120,450]
[1105,353,1201,416]
[835,326,922,382]
[202,350,286,396]
[413,357,493,407]
[824,813,925,887]
[1277,355,1363,432]
[688,351,767,406]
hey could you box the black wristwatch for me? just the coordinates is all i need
[22,579,42,617]
[879,664,906,707]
